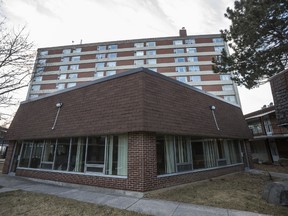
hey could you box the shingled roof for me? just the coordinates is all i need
[6,68,251,140]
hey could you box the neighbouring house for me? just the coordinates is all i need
[3,68,252,192]
[270,68,288,128]
[245,105,288,164]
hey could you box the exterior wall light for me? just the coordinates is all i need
[52,102,63,130]
[210,105,220,130]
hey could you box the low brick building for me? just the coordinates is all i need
[4,68,252,192]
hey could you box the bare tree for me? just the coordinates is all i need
[0,19,35,108]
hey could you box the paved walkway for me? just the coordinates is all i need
[0,173,268,216]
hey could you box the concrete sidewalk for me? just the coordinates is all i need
[0,174,267,216]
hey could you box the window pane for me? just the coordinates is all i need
[69,137,86,172]
[86,136,106,173]
[174,49,184,54]
[146,41,156,47]
[134,60,144,65]
[187,57,198,62]
[176,76,187,82]
[63,49,71,54]
[67,83,76,88]
[147,59,156,64]
[220,74,231,80]
[95,72,104,78]
[175,58,185,63]
[106,70,116,76]
[96,62,105,69]
[135,51,144,56]
[187,48,197,53]
[215,46,224,52]
[41,139,56,169]
[176,67,186,72]
[107,62,116,67]
[108,44,117,50]
[71,56,80,62]
[173,40,183,45]
[68,73,77,79]
[30,140,44,168]
[189,66,200,72]
[19,141,33,167]
[97,45,106,50]
[73,48,81,53]
[36,67,44,73]
[192,141,205,169]
[59,66,68,71]
[185,39,195,44]
[58,74,66,80]
[203,140,218,168]
[96,54,105,59]
[106,135,128,176]
[134,42,144,48]
[224,96,237,103]
[213,38,224,43]
[70,65,79,70]
[190,75,201,82]
[175,137,192,172]
[31,85,40,91]
[147,50,156,55]
[107,53,117,58]
[56,83,65,90]
[54,138,70,171]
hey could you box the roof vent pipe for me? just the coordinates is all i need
[52,102,63,130]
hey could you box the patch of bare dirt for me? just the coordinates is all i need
[0,190,146,216]
[253,163,288,174]
[145,172,288,216]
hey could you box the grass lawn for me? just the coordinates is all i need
[253,163,288,174]
[145,172,288,216]
[0,190,146,216]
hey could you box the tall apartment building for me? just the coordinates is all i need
[28,28,240,105]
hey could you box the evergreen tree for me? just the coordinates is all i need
[213,0,288,89]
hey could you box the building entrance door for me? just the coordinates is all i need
[268,140,279,163]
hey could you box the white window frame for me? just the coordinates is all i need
[107,62,116,67]
[71,56,80,62]
[173,40,183,45]
[59,66,68,71]
[187,48,197,53]
[67,83,76,88]
[107,53,117,58]
[134,42,144,48]
[134,60,144,65]
[135,51,144,56]
[70,65,79,70]
[189,66,200,72]
[176,76,187,82]
[147,59,156,65]
[176,67,186,73]
[146,41,156,47]
[190,75,201,82]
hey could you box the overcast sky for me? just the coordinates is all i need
[1,0,273,123]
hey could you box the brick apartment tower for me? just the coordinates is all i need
[28,28,240,105]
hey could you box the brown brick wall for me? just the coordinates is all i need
[198,56,214,61]
[78,72,94,78]
[2,141,15,174]
[46,58,61,63]
[195,38,213,43]
[197,47,214,52]
[81,54,96,60]
[157,48,173,55]
[200,65,212,71]
[40,84,56,90]
[202,85,222,91]
[42,75,58,81]
[118,51,134,57]
[45,66,59,72]
[202,74,220,81]
[82,46,97,52]
[79,63,95,69]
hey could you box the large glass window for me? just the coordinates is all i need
[107,53,117,58]
[187,48,197,53]
[41,139,56,169]
[30,140,44,168]
[175,58,185,63]
[174,49,184,54]
[156,136,243,175]
[54,138,70,171]
[69,137,86,172]
[176,67,186,73]
[86,136,106,173]
[17,135,128,176]
[19,141,33,167]
[146,50,156,55]
[96,54,105,59]
[106,135,128,176]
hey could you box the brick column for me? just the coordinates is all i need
[2,141,16,174]
[127,132,157,192]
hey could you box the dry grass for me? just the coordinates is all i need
[0,190,145,216]
[145,172,288,216]
[253,163,288,174]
